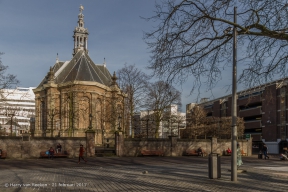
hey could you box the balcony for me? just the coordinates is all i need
[238,94,262,106]
[239,106,262,118]
[244,120,262,129]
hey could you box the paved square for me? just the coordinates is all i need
[0,155,287,191]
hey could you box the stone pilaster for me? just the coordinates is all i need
[73,92,78,137]
[115,131,124,157]
[85,130,95,157]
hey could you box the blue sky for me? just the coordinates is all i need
[0,0,235,112]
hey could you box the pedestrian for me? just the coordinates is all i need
[56,143,62,153]
[226,147,232,154]
[197,147,203,157]
[48,147,55,159]
[78,144,87,164]
[262,144,269,159]
[237,144,243,169]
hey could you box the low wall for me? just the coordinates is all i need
[121,136,252,157]
[0,136,86,159]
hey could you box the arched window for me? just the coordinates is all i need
[78,97,90,129]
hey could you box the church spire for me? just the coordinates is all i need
[73,5,89,56]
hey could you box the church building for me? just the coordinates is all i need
[33,5,125,145]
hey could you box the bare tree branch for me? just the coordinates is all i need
[144,81,181,138]
[0,53,19,89]
[144,0,288,95]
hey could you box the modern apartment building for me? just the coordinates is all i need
[133,105,186,138]
[0,87,35,135]
[186,78,288,153]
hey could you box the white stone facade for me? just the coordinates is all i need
[0,87,35,135]
[138,105,186,138]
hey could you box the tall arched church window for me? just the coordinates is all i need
[78,97,90,129]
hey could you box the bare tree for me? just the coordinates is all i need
[60,85,91,137]
[185,105,245,139]
[117,64,149,138]
[185,105,208,139]
[216,117,245,139]
[0,53,19,89]
[166,112,186,138]
[144,1,288,94]
[45,94,60,137]
[0,53,20,136]
[0,88,34,136]
[144,81,181,138]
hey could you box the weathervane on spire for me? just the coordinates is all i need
[79,5,84,14]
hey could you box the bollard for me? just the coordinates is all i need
[208,153,221,179]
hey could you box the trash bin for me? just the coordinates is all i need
[208,153,221,179]
[258,154,262,159]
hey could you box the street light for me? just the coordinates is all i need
[224,7,238,181]
[8,113,15,137]
[88,114,92,129]
[30,117,35,137]
[118,115,122,131]
[139,117,153,138]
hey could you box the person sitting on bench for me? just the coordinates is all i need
[48,147,55,159]
[197,147,203,157]
[56,143,62,153]
[226,147,232,154]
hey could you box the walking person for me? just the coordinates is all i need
[237,144,243,169]
[78,144,87,164]
[263,144,269,159]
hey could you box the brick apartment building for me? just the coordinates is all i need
[186,78,288,153]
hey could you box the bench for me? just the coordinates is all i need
[40,151,69,158]
[141,150,164,156]
[223,150,232,156]
[0,150,7,159]
[186,149,206,157]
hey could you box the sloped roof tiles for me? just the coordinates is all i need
[37,50,112,88]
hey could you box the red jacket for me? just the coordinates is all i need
[49,148,55,154]
[79,147,85,156]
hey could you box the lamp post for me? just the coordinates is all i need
[177,122,180,139]
[56,119,61,137]
[118,115,122,131]
[224,6,238,181]
[231,6,238,182]
[132,118,136,138]
[102,129,105,151]
[168,120,172,136]
[88,114,92,130]
[30,117,35,137]
[139,117,152,138]
[146,119,149,138]
[8,114,15,137]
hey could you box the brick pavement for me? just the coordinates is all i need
[0,155,287,192]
